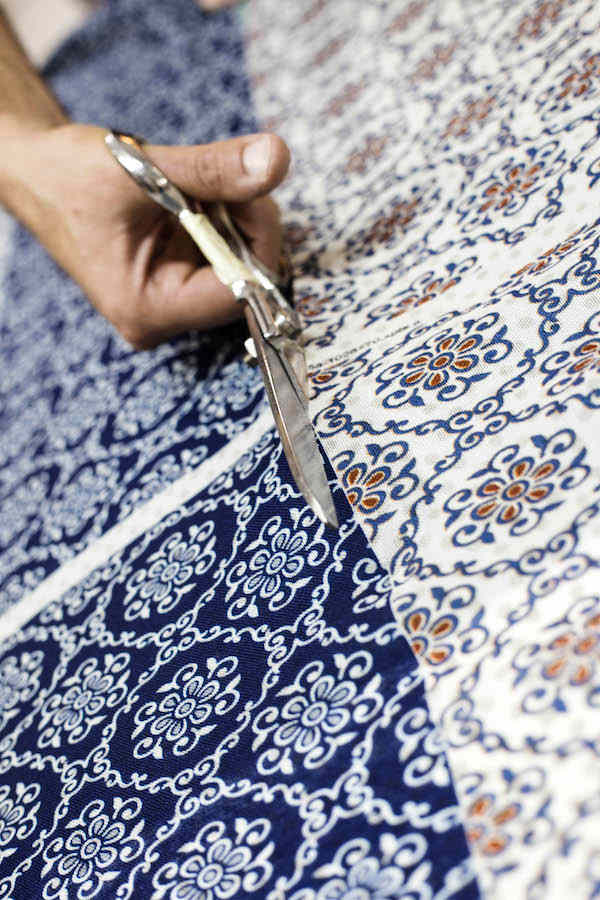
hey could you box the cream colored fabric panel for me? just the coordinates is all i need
[243,2,600,896]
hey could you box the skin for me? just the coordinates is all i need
[0,1,291,349]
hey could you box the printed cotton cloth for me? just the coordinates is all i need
[1,0,599,897]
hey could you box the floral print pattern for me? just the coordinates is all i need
[512,596,600,714]
[41,798,144,900]
[542,315,600,396]
[515,0,567,42]
[333,441,417,538]
[456,140,565,231]
[133,659,240,759]
[363,257,478,328]
[0,651,43,730]
[465,793,521,858]
[225,514,329,617]
[444,96,495,140]
[290,833,439,900]
[344,136,388,176]
[4,0,600,897]
[42,461,120,543]
[38,654,130,748]
[444,430,589,545]
[253,654,383,774]
[404,609,458,667]
[152,819,274,899]
[115,367,188,438]
[537,51,600,117]
[374,312,511,406]
[0,782,40,859]
[125,524,216,620]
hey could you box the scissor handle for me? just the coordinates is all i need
[105,130,301,340]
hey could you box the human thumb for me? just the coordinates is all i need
[145,133,291,204]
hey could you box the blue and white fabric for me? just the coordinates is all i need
[2,0,600,896]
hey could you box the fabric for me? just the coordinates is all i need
[0,0,599,897]
[245,0,600,895]
[243,2,600,896]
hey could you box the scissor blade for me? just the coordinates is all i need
[283,338,310,405]
[245,306,338,529]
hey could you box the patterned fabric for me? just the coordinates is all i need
[0,429,475,899]
[0,0,263,609]
[0,0,598,897]
[0,1,475,898]
[244,1,600,896]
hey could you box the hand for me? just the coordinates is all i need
[0,123,290,348]
[197,0,241,8]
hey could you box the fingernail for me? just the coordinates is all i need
[242,136,271,180]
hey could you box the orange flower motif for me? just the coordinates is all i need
[364,198,420,246]
[466,794,521,857]
[396,277,458,316]
[344,136,388,175]
[473,457,557,524]
[311,35,347,68]
[446,430,589,545]
[366,276,459,327]
[402,335,477,390]
[412,42,457,82]
[512,235,578,278]
[342,464,388,514]
[444,97,494,139]
[324,78,368,117]
[541,612,600,688]
[300,0,326,25]
[567,339,600,376]
[404,609,457,666]
[297,294,331,320]
[479,162,542,213]
[385,1,426,35]
[516,0,564,41]
[333,442,416,536]
[557,53,600,100]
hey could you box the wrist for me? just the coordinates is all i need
[0,121,70,238]
[0,107,68,141]
[0,7,68,142]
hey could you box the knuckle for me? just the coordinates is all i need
[121,331,144,351]
[115,319,151,351]
[193,145,224,196]
[107,293,155,350]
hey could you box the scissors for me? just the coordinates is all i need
[105,131,338,529]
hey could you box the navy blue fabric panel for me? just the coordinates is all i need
[0,435,476,898]
[0,1,261,608]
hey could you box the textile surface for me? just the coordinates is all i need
[0,0,599,897]
[244,0,600,895]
